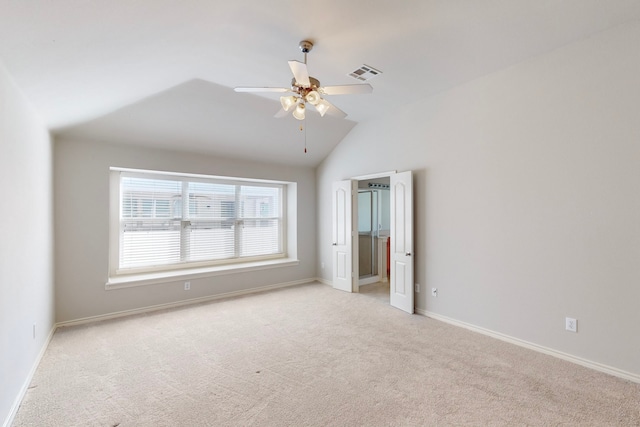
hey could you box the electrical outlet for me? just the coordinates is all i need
[184,281,191,291]
[321,262,325,269]
[565,317,577,332]
[33,324,36,339]
[415,283,420,293]
[432,288,438,297]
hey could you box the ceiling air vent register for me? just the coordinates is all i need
[349,65,382,82]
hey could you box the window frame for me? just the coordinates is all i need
[108,168,296,289]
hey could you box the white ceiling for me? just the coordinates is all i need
[1,1,640,167]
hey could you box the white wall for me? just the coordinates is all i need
[317,21,640,376]
[0,63,54,425]
[54,138,316,323]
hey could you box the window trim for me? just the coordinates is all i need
[108,167,297,289]
[105,257,300,290]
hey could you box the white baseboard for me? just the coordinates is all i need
[57,278,317,328]
[417,308,640,384]
[3,325,56,427]
[315,277,332,286]
[358,275,381,287]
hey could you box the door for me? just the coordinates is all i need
[332,180,358,292]
[390,171,414,313]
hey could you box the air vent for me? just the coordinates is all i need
[348,64,382,82]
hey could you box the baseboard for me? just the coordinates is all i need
[57,278,317,328]
[358,275,381,287]
[417,308,640,384]
[315,277,332,286]
[3,325,56,427]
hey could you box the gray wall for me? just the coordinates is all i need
[0,64,55,425]
[317,21,640,376]
[54,138,316,323]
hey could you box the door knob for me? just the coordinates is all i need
[406,252,411,256]
[332,243,337,246]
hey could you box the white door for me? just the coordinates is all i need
[332,180,358,292]
[390,171,414,313]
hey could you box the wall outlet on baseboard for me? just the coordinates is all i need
[415,283,420,293]
[432,288,438,297]
[184,281,191,291]
[565,317,577,332]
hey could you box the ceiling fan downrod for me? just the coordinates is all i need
[299,40,313,64]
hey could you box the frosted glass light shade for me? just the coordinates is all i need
[315,99,331,117]
[280,95,297,111]
[292,102,306,120]
[305,90,321,105]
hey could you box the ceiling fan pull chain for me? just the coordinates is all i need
[299,122,307,153]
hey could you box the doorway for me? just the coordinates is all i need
[331,171,414,314]
[357,178,390,288]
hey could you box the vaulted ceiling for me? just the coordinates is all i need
[2,1,640,166]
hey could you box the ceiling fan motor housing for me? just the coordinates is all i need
[291,76,320,93]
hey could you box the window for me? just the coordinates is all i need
[109,168,290,282]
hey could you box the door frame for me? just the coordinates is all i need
[350,170,415,314]
[332,170,414,313]
[334,170,415,313]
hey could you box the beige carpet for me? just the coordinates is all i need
[13,282,640,426]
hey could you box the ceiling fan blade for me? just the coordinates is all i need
[320,99,348,119]
[288,60,311,87]
[320,84,373,95]
[234,87,290,93]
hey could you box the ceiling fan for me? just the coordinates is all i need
[234,40,373,120]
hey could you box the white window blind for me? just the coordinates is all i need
[116,171,284,274]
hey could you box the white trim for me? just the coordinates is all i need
[315,277,332,286]
[106,258,299,290]
[350,170,397,180]
[418,308,640,384]
[358,275,380,286]
[3,325,56,427]
[66,278,315,328]
[111,166,291,185]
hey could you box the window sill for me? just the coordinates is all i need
[105,258,300,290]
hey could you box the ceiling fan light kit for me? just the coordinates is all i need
[305,90,321,105]
[292,103,306,120]
[315,99,330,117]
[234,40,375,120]
[280,95,297,111]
